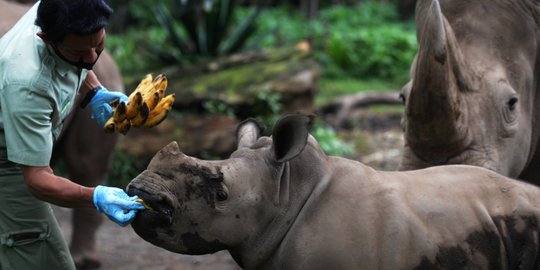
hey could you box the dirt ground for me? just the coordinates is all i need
[53,125,403,270]
[53,206,242,270]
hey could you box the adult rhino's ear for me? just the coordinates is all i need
[272,113,314,163]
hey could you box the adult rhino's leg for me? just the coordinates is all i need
[53,50,123,269]
[56,105,118,269]
[69,51,124,269]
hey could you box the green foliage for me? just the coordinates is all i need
[325,23,416,82]
[243,7,307,49]
[243,88,283,128]
[106,150,147,188]
[106,28,167,77]
[202,100,235,116]
[107,1,416,86]
[320,1,417,82]
[321,1,399,26]
[150,0,266,66]
[126,0,160,26]
[244,1,417,84]
[312,120,354,156]
[252,90,283,118]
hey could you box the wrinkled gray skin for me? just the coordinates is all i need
[128,114,540,270]
[399,0,540,184]
[0,1,123,268]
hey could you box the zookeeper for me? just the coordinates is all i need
[0,0,144,269]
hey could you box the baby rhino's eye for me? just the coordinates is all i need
[507,97,518,111]
[217,190,228,201]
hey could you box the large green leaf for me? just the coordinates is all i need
[220,3,263,55]
[150,0,266,66]
[155,3,191,55]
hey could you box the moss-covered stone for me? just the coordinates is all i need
[165,46,321,115]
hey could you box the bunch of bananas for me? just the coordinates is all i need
[104,74,176,135]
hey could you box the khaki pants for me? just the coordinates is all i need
[0,169,75,270]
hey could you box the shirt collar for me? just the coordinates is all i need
[43,41,80,77]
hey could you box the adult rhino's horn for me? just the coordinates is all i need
[406,0,472,156]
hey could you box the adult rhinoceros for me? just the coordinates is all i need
[0,1,123,268]
[127,114,540,270]
[399,0,540,183]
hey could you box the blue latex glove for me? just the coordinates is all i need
[88,87,129,128]
[93,185,145,227]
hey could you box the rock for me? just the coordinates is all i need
[318,91,403,131]
[117,114,239,162]
[162,45,321,116]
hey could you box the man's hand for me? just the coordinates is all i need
[93,185,145,227]
[88,87,129,128]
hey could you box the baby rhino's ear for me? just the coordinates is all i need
[271,114,314,163]
[236,118,265,149]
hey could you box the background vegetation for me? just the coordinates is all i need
[106,0,416,90]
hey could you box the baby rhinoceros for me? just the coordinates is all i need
[127,114,540,270]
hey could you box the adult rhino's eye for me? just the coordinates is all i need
[216,190,228,201]
[507,97,518,111]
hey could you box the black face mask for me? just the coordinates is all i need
[51,43,102,70]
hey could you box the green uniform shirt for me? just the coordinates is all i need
[0,2,88,167]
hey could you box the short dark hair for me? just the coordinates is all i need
[35,0,113,43]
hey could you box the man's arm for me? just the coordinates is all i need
[21,166,145,226]
[79,70,128,127]
[21,166,95,208]
[79,70,102,108]
[80,70,101,95]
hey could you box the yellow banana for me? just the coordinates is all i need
[141,108,169,129]
[142,94,175,128]
[145,92,161,111]
[134,198,153,210]
[154,74,167,93]
[126,92,144,120]
[140,75,165,104]
[128,73,153,100]
[112,102,127,122]
[130,103,150,127]
[102,95,127,133]
[115,118,131,135]
[156,89,165,100]
[139,74,160,100]
[114,73,173,131]
[135,74,166,112]
[103,117,116,133]
[100,73,173,134]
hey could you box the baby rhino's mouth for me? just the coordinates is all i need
[126,185,174,238]
[129,187,174,216]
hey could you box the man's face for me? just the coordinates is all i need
[54,28,106,65]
